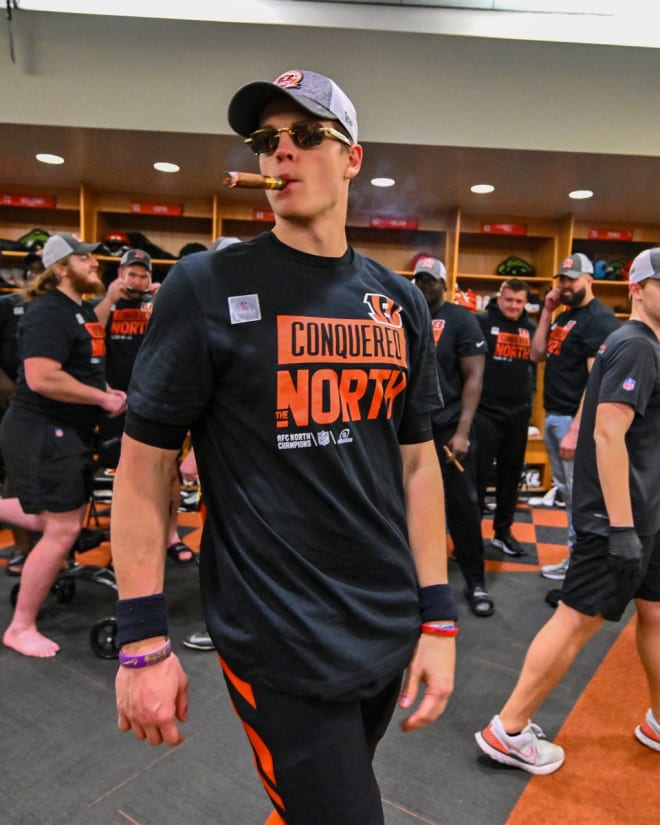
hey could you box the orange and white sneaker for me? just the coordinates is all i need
[475,714,565,775]
[635,709,660,752]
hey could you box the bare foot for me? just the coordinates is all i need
[3,625,60,657]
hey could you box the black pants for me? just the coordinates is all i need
[433,424,485,589]
[474,405,531,536]
[220,654,402,825]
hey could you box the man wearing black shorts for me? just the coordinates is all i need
[112,70,456,824]
[1,232,126,657]
[474,247,660,773]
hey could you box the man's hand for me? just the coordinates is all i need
[448,432,470,461]
[543,287,562,313]
[559,425,579,461]
[116,653,189,746]
[105,277,129,303]
[398,634,455,732]
[608,526,643,584]
[102,388,127,418]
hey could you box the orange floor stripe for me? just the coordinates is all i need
[505,616,659,825]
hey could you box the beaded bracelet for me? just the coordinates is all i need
[118,638,173,669]
[421,621,459,638]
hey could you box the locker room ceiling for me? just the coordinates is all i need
[1,121,659,227]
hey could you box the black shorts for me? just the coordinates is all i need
[0,407,95,515]
[561,530,660,622]
[219,654,402,825]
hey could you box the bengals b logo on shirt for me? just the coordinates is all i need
[363,293,403,328]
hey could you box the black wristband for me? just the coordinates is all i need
[419,584,458,623]
[116,593,169,646]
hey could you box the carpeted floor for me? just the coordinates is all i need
[0,497,656,825]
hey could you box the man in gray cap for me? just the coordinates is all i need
[530,253,618,588]
[475,247,660,773]
[112,70,455,824]
[1,232,126,657]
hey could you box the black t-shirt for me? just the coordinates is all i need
[430,301,486,428]
[104,296,154,391]
[543,298,619,416]
[573,321,660,537]
[11,289,107,433]
[125,232,441,698]
[476,298,536,413]
[0,291,25,381]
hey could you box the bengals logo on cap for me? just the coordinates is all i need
[274,70,303,89]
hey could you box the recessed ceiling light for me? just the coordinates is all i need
[569,189,594,200]
[471,184,495,194]
[370,177,396,188]
[36,153,64,165]
[153,161,180,173]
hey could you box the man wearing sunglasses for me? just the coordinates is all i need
[111,70,455,824]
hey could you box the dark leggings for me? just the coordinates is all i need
[220,654,402,825]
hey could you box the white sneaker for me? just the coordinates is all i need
[475,714,565,775]
[529,487,558,507]
[635,709,660,751]
[182,631,215,651]
[540,556,570,581]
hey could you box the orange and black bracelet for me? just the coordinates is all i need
[421,621,458,638]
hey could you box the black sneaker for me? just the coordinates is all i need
[492,532,527,557]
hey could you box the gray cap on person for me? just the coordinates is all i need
[557,253,594,279]
[413,256,447,283]
[629,248,660,284]
[42,233,103,268]
[228,69,358,144]
[211,236,241,252]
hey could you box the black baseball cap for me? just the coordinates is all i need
[119,248,152,271]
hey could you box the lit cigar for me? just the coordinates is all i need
[223,171,287,190]
[443,444,464,473]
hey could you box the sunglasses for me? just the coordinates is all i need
[245,121,352,155]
